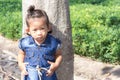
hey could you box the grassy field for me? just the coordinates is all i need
[70,0,120,63]
[0,0,22,40]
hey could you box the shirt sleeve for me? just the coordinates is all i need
[18,39,24,51]
[56,39,62,50]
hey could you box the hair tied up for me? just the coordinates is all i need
[27,5,35,13]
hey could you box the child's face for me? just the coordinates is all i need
[27,17,49,43]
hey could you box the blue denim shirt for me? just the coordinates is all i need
[19,34,61,68]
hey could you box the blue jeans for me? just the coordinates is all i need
[22,65,57,80]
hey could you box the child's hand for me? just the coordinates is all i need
[21,69,28,75]
[46,61,58,76]
[19,63,28,75]
[46,69,54,76]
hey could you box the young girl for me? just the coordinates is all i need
[18,5,62,80]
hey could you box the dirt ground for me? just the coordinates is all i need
[74,55,120,80]
[0,35,120,80]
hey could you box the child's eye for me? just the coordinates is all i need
[40,27,45,30]
[41,28,45,30]
[33,29,37,31]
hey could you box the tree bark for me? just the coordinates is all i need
[22,0,73,80]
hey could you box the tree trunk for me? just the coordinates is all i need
[22,0,73,80]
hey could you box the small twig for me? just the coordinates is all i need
[2,50,17,60]
[9,75,19,80]
[0,66,7,79]
[0,66,6,74]
[0,66,19,80]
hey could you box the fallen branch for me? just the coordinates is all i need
[2,50,17,59]
[0,66,6,74]
[0,66,19,80]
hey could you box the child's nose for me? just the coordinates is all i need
[37,30,42,35]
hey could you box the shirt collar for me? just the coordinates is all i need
[28,34,50,47]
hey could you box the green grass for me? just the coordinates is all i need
[70,0,120,63]
[0,0,22,40]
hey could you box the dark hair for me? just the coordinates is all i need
[26,5,49,28]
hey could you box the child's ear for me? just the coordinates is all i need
[48,23,52,33]
[25,27,30,34]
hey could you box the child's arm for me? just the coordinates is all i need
[47,49,62,76]
[18,49,28,75]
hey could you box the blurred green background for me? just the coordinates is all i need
[0,0,22,39]
[0,0,120,64]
